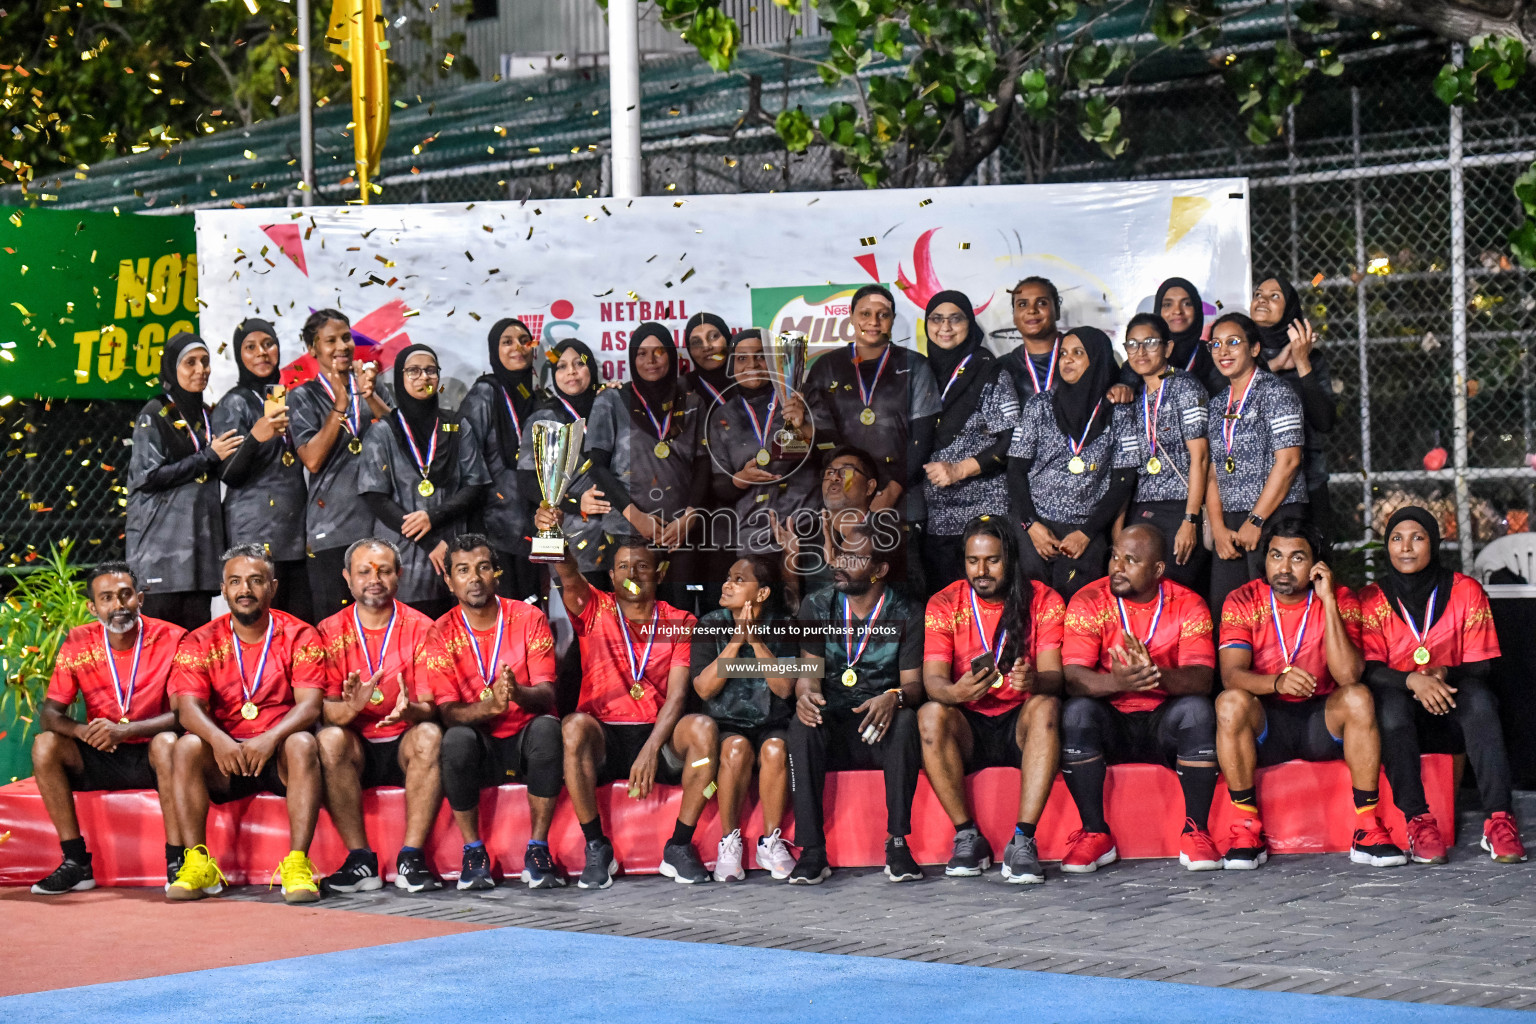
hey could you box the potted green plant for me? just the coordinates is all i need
[0,541,91,783]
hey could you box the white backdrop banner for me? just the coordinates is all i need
[195,180,1250,400]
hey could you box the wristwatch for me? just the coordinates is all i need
[887,687,904,709]
[1247,512,1265,528]
[1182,512,1200,525]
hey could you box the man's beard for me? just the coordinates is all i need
[357,591,394,610]
[104,611,139,635]
[231,604,266,626]
[832,573,872,597]
[459,588,495,610]
[1270,573,1305,596]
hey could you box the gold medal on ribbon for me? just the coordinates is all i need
[653,440,670,459]
[756,448,771,466]
[417,478,435,497]
[195,473,209,484]
[1067,456,1086,475]
[479,686,494,702]
[629,682,645,701]
[859,407,876,426]
[1224,456,1237,474]
[369,687,385,705]
[1146,456,1162,475]
[1413,645,1431,666]
[240,701,259,721]
[119,716,131,725]
[282,450,296,468]
[348,437,364,455]
[841,667,858,687]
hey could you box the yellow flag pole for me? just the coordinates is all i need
[329,0,389,204]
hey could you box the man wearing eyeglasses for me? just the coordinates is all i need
[772,446,891,600]
[357,347,492,620]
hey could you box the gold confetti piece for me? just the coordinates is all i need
[860,237,876,246]
[10,302,31,317]
[959,242,970,250]
[622,578,640,595]
[243,150,257,160]
[703,782,717,799]
[1311,272,1325,287]
[672,200,685,207]
[690,757,711,768]
[920,198,933,206]
[680,268,696,283]
[468,312,481,321]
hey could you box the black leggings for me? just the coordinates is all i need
[1016,517,1108,602]
[922,533,967,593]
[1371,677,1512,819]
[139,591,215,631]
[440,717,564,810]
[1125,501,1209,595]
[1060,695,1218,831]
[787,707,920,849]
[307,545,351,621]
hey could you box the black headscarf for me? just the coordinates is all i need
[1154,278,1206,370]
[537,338,600,422]
[627,321,679,422]
[1254,274,1303,357]
[684,311,733,401]
[925,290,995,450]
[1050,327,1116,445]
[391,343,440,456]
[232,318,280,392]
[1379,506,1457,631]
[726,328,774,412]
[484,317,536,465]
[160,331,210,429]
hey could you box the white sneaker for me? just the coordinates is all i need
[756,828,798,880]
[713,829,746,882]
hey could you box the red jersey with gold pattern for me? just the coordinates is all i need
[573,588,694,724]
[46,616,185,741]
[923,579,1065,716]
[318,601,439,741]
[424,598,557,739]
[1219,580,1362,701]
[168,610,327,740]
[1062,578,1215,713]
[1359,572,1500,672]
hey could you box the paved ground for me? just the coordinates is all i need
[227,812,1536,1012]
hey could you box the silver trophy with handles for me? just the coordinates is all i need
[529,418,586,562]
[768,330,810,457]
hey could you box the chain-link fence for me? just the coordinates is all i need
[6,39,1533,585]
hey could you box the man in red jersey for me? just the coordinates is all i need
[428,534,563,890]
[1216,517,1405,869]
[920,517,1064,885]
[30,562,185,895]
[535,505,716,889]
[1060,524,1220,873]
[316,538,445,894]
[166,544,326,903]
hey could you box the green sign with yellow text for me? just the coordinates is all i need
[0,207,198,400]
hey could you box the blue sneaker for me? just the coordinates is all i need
[456,844,496,891]
[521,842,566,889]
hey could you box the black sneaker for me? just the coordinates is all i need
[521,842,566,889]
[944,827,993,877]
[787,845,831,885]
[1001,833,1045,884]
[395,849,442,893]
[658,842,711,884]
[577,838,617,890]
[456,844,496,891]
[884,836,923,883]
[324,849,383,894]
[31,857,94,895]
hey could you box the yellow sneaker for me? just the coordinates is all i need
[166,845,226,901]
[274,850,320,904]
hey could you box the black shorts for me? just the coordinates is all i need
[1102,702,1183,767]
[961,705,1024,771]
[1257,696,1342,766]
[718,722,789,753]
[598,723,685,785]
[67,741,157,792]
[210,751,287,804]
[462,722,554,789]
[361,736,406,789]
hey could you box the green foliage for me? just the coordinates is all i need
[1226,34,1341,146]
[1511,163,1536,267]
[0,541,92,748]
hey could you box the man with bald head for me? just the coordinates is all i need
[1058,524,1220,874]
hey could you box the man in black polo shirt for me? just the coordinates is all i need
[786,519,925,885]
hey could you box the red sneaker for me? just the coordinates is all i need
[1481,812,1527,864]
[1350,817,1407,867]
[1179,820,1221,871]
[1222,817,1268,870]
[1060,829,1117,874]
[1406,813,1449,865]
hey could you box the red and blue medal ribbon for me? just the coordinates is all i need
[1269,589,1314,666]
[102,622,143,720]
[1116,583,1165,647]
[1023,339,1059,394]
[842,590,888,668]
[851,343,891,410]
[617,604,659,689]
[396,410,439,480]
[232,615,275,709]
[353,601,398,678]
[460,599,507,687]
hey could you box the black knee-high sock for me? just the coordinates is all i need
[1061,755,1108,833]
[1178,762,1219,831]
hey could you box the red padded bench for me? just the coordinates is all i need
[0,756,1453,886]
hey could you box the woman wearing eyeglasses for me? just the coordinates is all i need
[357,345,491,618]
[920,291,1021,589]
[1202,314,1308,615]
[1111,313,1210,592]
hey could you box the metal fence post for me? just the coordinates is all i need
[1352,86,1373,575]
[1449,44,1474,568]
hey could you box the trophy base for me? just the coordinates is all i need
[529,534,567,563]
[772,440,810,461]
